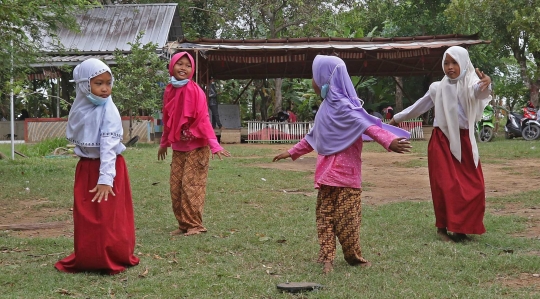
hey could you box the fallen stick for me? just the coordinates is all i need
[0,222,68,231]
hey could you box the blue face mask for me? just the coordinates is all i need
[320,84,329,99]
[86,93,110,106]
[170,76,189,88]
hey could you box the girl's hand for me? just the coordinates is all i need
[157,146,168,160]
[389,138,412,154]
[476,68,491,91]
[273,151,291,162]
[90,184,115,203]
[212,149,231,160]
[388,118,398,126]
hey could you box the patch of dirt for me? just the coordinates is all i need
[254,145,534,204]
[0,199,72,238]
[490,203,540,239]
[495,273,540,293]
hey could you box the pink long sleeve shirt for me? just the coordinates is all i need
[160,118,223,154]
[288,125,396,189]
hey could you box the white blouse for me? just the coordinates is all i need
[394,83,492,129]
[74,135,126,186]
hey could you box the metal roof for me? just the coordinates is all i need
[165,34,490,79]
[31,54,117,68]
[42,4,183,54]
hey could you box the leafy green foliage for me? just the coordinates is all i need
[112,32,168,117]
[17,137,69,157]
[447,0,540,106]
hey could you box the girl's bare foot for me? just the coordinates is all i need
[454,233,472,242]
[170,229,187,236]
[323,262,333,274]
[184,229,207,236]
[437,228,453,242]
[356,261,372,267]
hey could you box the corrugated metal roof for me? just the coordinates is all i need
[31,54,117,67]
[165,34,491,79]
[43,4,183,54]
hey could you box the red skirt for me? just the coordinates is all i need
[55,155,139,275]
[427,128,486,235]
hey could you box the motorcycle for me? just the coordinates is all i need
[520,106,540,140]
[476,105,495,142]
[500,106,540,140]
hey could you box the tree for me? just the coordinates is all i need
[0,1,99,120]
[447,0,540,106]
[112,32,169,139]
[206,0,339,115]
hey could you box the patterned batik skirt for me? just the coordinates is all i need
[316,185,369,265]
[170,147,210,234]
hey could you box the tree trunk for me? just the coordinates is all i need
[50,79,57,118]
[273,78,283,114]
[61,71,71,106]
[251,91,257,120]
[129,109,133,140]
[530,81,540,107]
[259,89,268,121]
[394,76,403,112]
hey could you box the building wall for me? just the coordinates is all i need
[18,117,154,143]
[0,121,25,140]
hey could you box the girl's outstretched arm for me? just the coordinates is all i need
[273,151,291,162]
[389,138,412,154]
[273,138,313,162]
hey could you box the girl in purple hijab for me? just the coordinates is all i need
[273,55,411,274]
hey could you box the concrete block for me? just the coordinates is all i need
[220,129,241,144]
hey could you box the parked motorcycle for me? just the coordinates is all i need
[500,106,540,140]
[476,105,495,142]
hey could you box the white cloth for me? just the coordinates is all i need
[66,58,125,186]
[435,47,491,166]
[394,46,491,167]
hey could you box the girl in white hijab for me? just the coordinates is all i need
[56,58,139,275]
[390,46,492,242]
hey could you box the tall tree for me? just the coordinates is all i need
[448,0,540,106]
[208,0,337,116]
[112,33,169,139]
[0,0,98,119]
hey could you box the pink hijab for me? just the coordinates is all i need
[163,52,215,144]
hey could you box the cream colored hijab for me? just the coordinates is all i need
[430,46,491,167]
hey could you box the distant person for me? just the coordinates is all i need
[311,104,319,118]
[366,108,384,120]
[158,52,231,237]
[287,104,297,122]
[56,58,139,275]
[389,46,492,242]
[208,76,223,129]
[273,55,411,274]
[384,106,394,120]
[17,109,29,120]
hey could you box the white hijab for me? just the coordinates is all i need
[66,58,123,147]
[430,46,491,167]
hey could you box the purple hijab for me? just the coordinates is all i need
[305,55,409,155]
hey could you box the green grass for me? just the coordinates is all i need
[1,139,540,298]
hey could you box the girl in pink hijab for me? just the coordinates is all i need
[158,52,230,236]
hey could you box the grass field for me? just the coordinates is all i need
[1,136,540,298]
